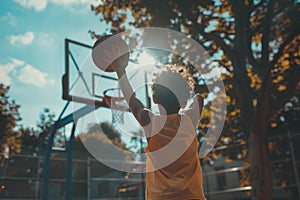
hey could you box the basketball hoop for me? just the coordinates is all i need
[103,88,129,124]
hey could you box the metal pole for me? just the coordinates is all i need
[42,105,99,199]
[287,129,300,198]
[42,123,57,200]
[87,157,91,200]
[42,101,70,200]
[65,122,76,200]
[140,138,145,199]
[58,101,70,120]
[202,164,211,200]
[35,157,40,200]
[1,158,9,185]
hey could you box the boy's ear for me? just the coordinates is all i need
[152,95,158,104]
[181,101,187,109]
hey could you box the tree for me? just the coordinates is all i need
[36,108,65,151]
[74,122,128,155]
[19,108,61,155]
[0,84,22,165]
[36,108,55,150]
[19,126,37,153]
[90,1,300,199]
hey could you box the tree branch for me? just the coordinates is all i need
[268,70,300,123]
[216,60,233,73]
[203,31,234,61]
[252,0,265,12]
[247,42,262,76]
[269,32,299,69]
[260,0,275,73]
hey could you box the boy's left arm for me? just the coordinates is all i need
[102,46,151,128]
[115,67,151,128]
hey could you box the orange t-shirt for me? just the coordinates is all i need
[144,113,206,200]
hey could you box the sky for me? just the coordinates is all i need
[0,0,227,153]
[0,0,222,138]
[0,0,108,128]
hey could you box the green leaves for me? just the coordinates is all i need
[0,84,22,165]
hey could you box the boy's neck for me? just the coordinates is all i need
[158,104,180,115]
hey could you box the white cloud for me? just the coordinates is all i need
[36,32,55,47]
[0,58,25,86]
[14,0,47,12]
[0,13,16,26]
[50,0,98,12]
[11,58,25,67]
[17,64,55,87]
[0,59,55,87]
[50,0,95,6]
[9,32,35,46]
[14,0,96,12]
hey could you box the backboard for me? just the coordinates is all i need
[62,38,152,109]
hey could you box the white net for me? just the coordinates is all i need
[103,88,129,125]
[112,110,124,124]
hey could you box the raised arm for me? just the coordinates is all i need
[114,67,151,127]
[99,41,152,129]
[184,94,204,128]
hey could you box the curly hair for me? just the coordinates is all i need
[151,64,195,112]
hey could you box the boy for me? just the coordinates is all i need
[104,48,206,199]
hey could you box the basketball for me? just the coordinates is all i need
[92,35,130,72]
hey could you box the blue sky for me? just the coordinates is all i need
[0,0,107,128]
[0,0,222,134]
[0,0,226,153]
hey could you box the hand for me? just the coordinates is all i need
[103,44,129,73]
[92,35,129,72]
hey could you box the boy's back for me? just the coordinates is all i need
[145,113,206,200]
